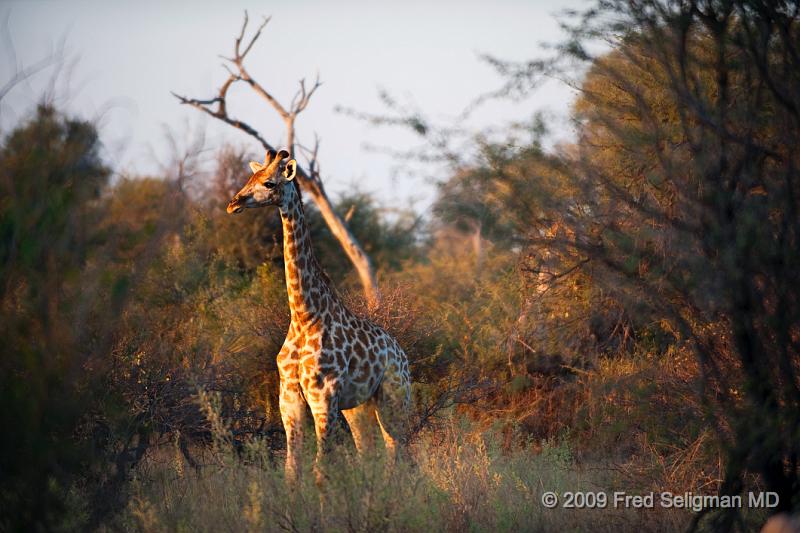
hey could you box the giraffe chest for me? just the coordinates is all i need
[281,325,387,410]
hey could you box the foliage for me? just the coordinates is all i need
[435,1,800,527]
[0,105,113,529]
[3,2,799,530]
[307,191,422,286]
[567,5,800,526]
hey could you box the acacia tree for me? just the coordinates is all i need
[173,13,380,307]
[487,1,800,528]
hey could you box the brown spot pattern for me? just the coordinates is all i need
[253,175,412,480]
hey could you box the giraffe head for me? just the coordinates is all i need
[226,149,298,214]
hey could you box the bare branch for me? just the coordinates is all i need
[0,12,65,103]
[172,91,272,151]
[296,133,322,185]
[240,70,291,120]
[239,13,271,61]
[291,74,323,115]
[221,63,240,79]
[218,11,289,119]
[289,79,305,114]
[172,11,382,306]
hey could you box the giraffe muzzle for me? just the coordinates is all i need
[227,201,244,214]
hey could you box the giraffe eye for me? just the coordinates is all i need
[264,181,276,189]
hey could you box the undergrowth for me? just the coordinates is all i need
[115,395,691,532]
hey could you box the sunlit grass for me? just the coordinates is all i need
[117,417,691,532]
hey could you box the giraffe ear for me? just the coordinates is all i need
[249,161,263,173]
[283,159,297,181]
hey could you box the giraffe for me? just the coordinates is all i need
[227,149,411,484]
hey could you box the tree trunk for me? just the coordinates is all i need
[171,14,381,307]
[296,169,381,308]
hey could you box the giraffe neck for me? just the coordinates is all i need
[279,182,337,325]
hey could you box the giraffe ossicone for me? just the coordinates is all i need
[227,149,411,484]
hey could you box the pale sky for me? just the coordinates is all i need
[2,0,584,211]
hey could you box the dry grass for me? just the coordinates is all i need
[113,416,692,532]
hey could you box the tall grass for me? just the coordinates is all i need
[116,397,691,532]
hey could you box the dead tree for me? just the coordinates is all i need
[172,12,380,307]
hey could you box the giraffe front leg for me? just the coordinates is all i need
[309,394,339,487]
[279,378,306,485]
